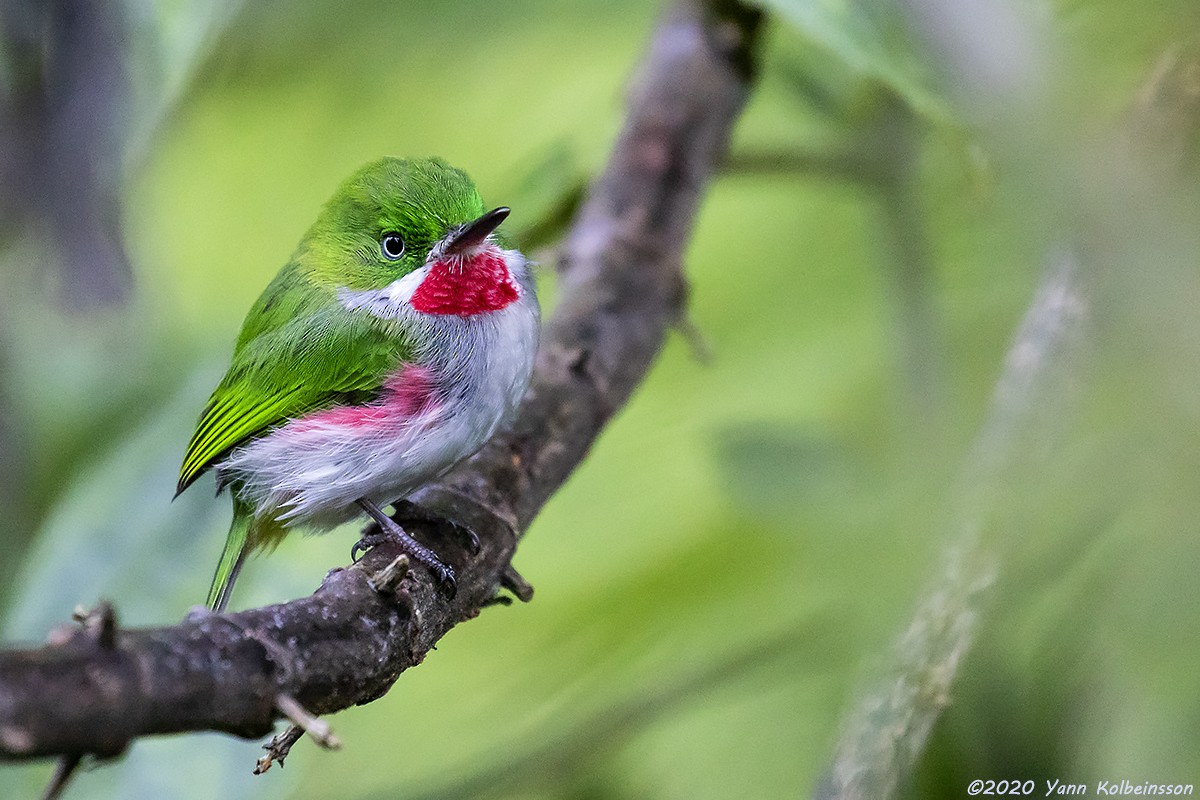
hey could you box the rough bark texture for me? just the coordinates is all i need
[0,0,762,763]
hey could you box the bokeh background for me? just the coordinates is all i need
[3,0,1200,798]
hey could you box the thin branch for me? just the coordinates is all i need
[40,752,81,800]
[272,694,340,752]
[0,0,763,765]
[814,249,1089,800]
[254,725,306,775]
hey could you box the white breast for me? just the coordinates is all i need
[217,249,539,529]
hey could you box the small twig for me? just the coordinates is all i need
[673,312,715,364]
[514,180,588,252]
[368,555,410,595]
[500,565,534,603]
[1126,46,1200,178]
[254,725,306,775]
[274,694,340,751]
[39,604,120,798]
[42,753,82,800]
[72,601,118,649]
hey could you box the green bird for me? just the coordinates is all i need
[176,157,540,611]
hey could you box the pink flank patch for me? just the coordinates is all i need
[410,249,519,316]
[293,365,436,431]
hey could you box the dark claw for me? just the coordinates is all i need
[351,532,387,563]
[460,527,481,555]
[432,563,457,598]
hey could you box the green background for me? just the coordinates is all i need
[3,0,1200,797]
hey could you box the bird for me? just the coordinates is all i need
[176,157,540,611]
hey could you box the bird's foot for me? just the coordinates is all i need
[351,529,457,596]
[349,532,386,563]
[354,499,458,597]
[390,499,481,555]
[358,499,481,555]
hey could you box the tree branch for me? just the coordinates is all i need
[814,250,1089,800]
[0,0,763,765]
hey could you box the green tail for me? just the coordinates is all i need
[207,500,254,611]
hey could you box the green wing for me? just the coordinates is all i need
[177,283,412,495]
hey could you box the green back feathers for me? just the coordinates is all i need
[177,296,414,493]
[177,157,487,495]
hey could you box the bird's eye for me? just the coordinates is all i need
[380,232,405,260]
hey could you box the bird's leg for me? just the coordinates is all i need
[354,498,457,596]
[358,498,481,555]
[391,499,481,554]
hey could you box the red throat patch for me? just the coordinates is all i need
[410,249,519,316]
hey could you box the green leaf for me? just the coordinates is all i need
[753,0,954,127]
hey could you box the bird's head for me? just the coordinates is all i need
[305,157,521,316]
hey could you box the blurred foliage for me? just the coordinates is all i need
[4,0,1200,799]
[752,0,953,127]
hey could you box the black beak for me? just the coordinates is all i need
[442,207,510,257]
